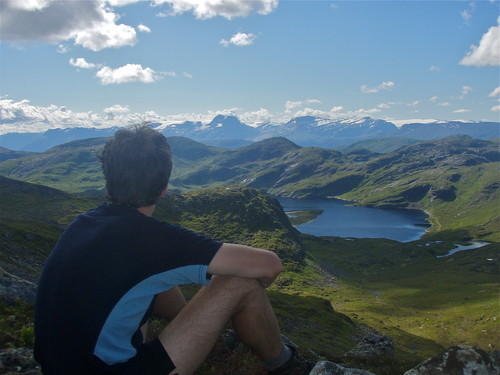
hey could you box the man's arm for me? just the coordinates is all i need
[207,243,283,288]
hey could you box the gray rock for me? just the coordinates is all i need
[345,333,394,357]
[0,267,37,304]
[309,361,376,375]
[0,348,40,374]
[403,345,499,375]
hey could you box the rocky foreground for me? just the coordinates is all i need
[1,342,498,375]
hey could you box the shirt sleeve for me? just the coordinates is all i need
[142,218,223,283]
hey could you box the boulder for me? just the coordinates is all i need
[0,348,40,375]
[345,333,394,358]
[0,268,37,304]
[309,361,376,375]
[403,345,499,375]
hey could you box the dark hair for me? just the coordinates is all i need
[98,124,172,208]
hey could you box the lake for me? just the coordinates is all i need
[277,197,429,242]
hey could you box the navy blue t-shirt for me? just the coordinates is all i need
[34,203,222,374]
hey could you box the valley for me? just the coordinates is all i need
[0,132,498,374]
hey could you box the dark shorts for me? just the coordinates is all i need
[118,337,176,375]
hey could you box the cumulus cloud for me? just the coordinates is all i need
[453,109,471,113]
[7,0,53,11]
[285,99,321,113]
[220,32,256,47]
[0,98,103,133]
[96,64,161,85]
[182,72,193,78]
[154,0,278,20]
[137,24,151,33]
[69,57,99,69]
[460,16,500,66]
[239,108,273,126]
[0,0,137,51]
[429,65,440,72]
[103,104,130,114]
[489,87,500,97]
[492,105,500,112]
[107,0,142,5]
[461,85,473,96]
[360,81,395,94]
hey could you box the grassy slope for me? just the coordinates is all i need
[1,136,498,242]
[341,162,499,242]
[301,235,499,353]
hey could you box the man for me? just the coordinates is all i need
[34,125,308,374]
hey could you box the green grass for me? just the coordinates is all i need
[285,209,323,225]
[301,235,500,353]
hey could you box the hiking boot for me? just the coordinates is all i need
[268,345,315,375]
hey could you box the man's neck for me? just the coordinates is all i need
[137,204,155,217]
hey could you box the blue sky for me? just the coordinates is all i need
[1,0,499,134]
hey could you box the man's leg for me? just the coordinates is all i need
[154,286,187,320]
[141,286,187,342]
[158,276,284,375]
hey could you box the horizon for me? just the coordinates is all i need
[1,113,499,136]
[1,0,499,135]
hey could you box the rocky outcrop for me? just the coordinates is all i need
[0,268,37,304]
[403,346,499,375]
[0,348,39,375]
[309,361,376,375]
[345,333,394,358]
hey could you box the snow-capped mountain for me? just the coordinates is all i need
[0,115,498,152]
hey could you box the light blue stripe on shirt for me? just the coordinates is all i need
[94,264,210,365]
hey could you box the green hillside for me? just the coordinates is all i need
[1,136,498,241]
[0,177,498,373]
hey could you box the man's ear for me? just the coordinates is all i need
[160,186,168,198]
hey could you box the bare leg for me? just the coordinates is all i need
[154,286,187,320]
[158,276,283,375]
[141,286,187,342]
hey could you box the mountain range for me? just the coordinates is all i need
[1,115,498,152]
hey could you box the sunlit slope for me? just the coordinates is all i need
[1,135,498,240]
[302,235,499,353]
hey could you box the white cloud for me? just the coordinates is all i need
[0,0,137,51]
[430,96,440,102]
[461,2,476,25]
[103,104,130,114]
[239,108,273,126]
[96,64,161,85]
[360,81,395,94]
[453,109,471,113]
[439,102,452,107]
[7,0,53,11]
[461,85,473,96]
[107,0,142,5]
[57,43,70,54]
[69,57,98,69]
[492,104,500,112]
[137,24,151,33]
[220,32,256,47]
[429,65,440,72]
[460,16,500,66]
[489,87,500,97]
[285,99,321,113]
[153,0,278,20]
[461,9,472,24]
[0,98,104,133]
[182,72,193,78]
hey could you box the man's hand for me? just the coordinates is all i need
[207,243,282,287]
